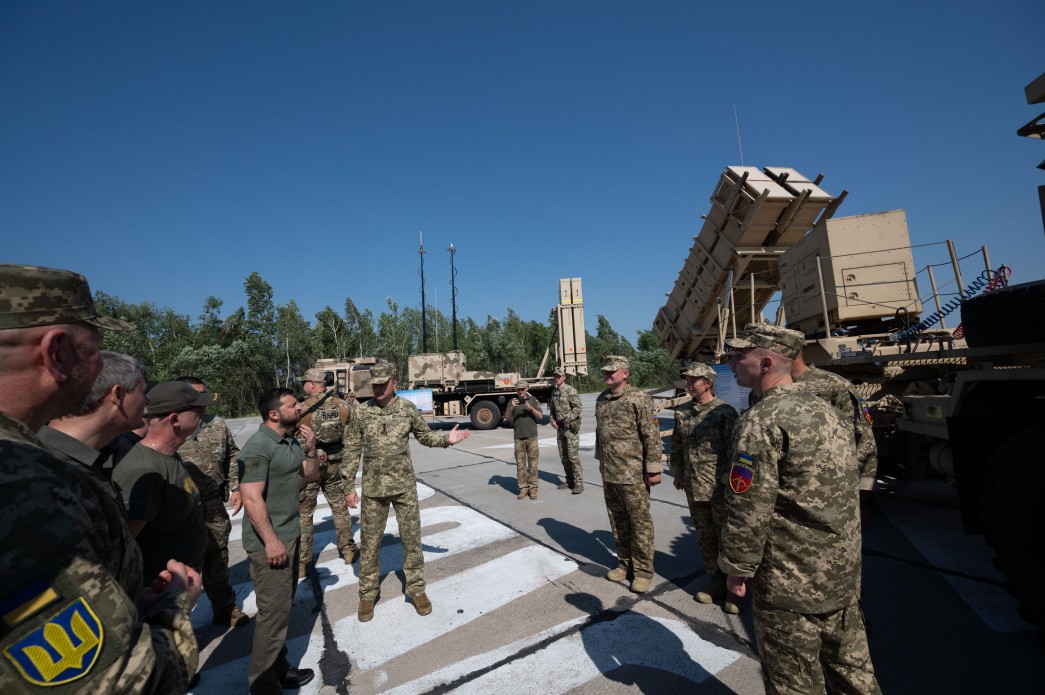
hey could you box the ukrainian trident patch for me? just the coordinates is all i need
[729,453,755,494]
[4,597,104,686]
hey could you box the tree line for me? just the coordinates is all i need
[97,272,679,417]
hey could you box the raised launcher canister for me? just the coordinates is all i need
[778,209,923,338]
[654,166,840,360]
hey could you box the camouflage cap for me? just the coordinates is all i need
[145,380,217,417]
[600,355,629,372]
[515,379,528,389]
[552,366,566,377]
[0,264,135,331]
[681,361,717,381]
[296,368,327,384]
[726,323,804,359]
[369,362,397,385]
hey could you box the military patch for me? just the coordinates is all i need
[729,453,755,494]
[860,398,873,425]
[4,597,104,686]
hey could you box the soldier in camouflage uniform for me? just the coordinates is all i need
[668,362,739,611]
[595,355,662,594]
[720,323,880,695]
[504,379,543,500]
[0,264,201,693]
[549,366,584,494]
[295,368,359,574]
[791,353,878,509]
[342,363,470,622]
[176,376,250,629]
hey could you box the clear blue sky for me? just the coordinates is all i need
[4,2,1043,345]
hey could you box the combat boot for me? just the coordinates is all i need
[412,592,433,616]
[571,483,584,495]
[529,489,538,500]
[557,481,572,490]
[695,577,726,604]
[630,577,651,593]
[606,566,628,582]
[517,490,527,500]
[341,545,360,564]
[212,605,250,628]
[358,599,375,622]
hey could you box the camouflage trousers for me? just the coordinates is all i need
[201,494,237,612]
[556,427,583,486]
[685,487,724,581]
[603,481,655,580]
[753,598,881,695]
[298,458,357,564]
[358,486,425,602]
[514,437,540,493]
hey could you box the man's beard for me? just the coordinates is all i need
[278,412,300,428]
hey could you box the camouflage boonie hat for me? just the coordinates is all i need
[600,355,629,372]
[681,361,717,381]
[369,362,397,385]
[0,264,135,331]
[297,368,327,384]
[726,323,804,359]
[552,366,566,377]
[145,380,217,417]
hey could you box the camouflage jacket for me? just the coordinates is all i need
[177,414,240,500]
[717,384,861,612]
[549,382,582,429]
[0,412,197,693]
[669,397,739,500]
[595,385,661,484]
[341,396,449,497]
[795,366,877,491]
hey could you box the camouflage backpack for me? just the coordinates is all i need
[310,400,345,446]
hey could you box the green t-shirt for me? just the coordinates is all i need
[111,443,208,579]
[508,394,540,439]
[237,425,304,552]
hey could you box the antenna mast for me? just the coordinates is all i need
[418,229,428,353]
[448,243,459,350]
[733,101,744,165]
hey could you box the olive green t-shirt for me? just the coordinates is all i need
[508,394,540,439]
[237,425,304,553]
[111,443,208,580]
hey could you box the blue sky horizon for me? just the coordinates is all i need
[4,2,1043,347]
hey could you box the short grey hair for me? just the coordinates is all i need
[75,351,144,415]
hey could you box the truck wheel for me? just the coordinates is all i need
[983,425,1045,635]
[469,400,501,430]
[960,279,1045,347]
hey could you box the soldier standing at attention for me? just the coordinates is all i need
[504,379,543,500]
[720,323,880,695]
[238,388,319,694]
[668,362,739,611]
[342,363,470,622]
[0,264,201,693]
[176,376,250,629]
[595,355,661,594]
[295,368,359,574]
[549,366,584,494]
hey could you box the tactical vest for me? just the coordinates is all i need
[310,403,345,446]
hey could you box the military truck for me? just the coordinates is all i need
[312,356,379,400]
[655,154,1045,633]
[406,277,589,430]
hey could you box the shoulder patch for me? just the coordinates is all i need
[729,452,755,494]
[4,597,104,686]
